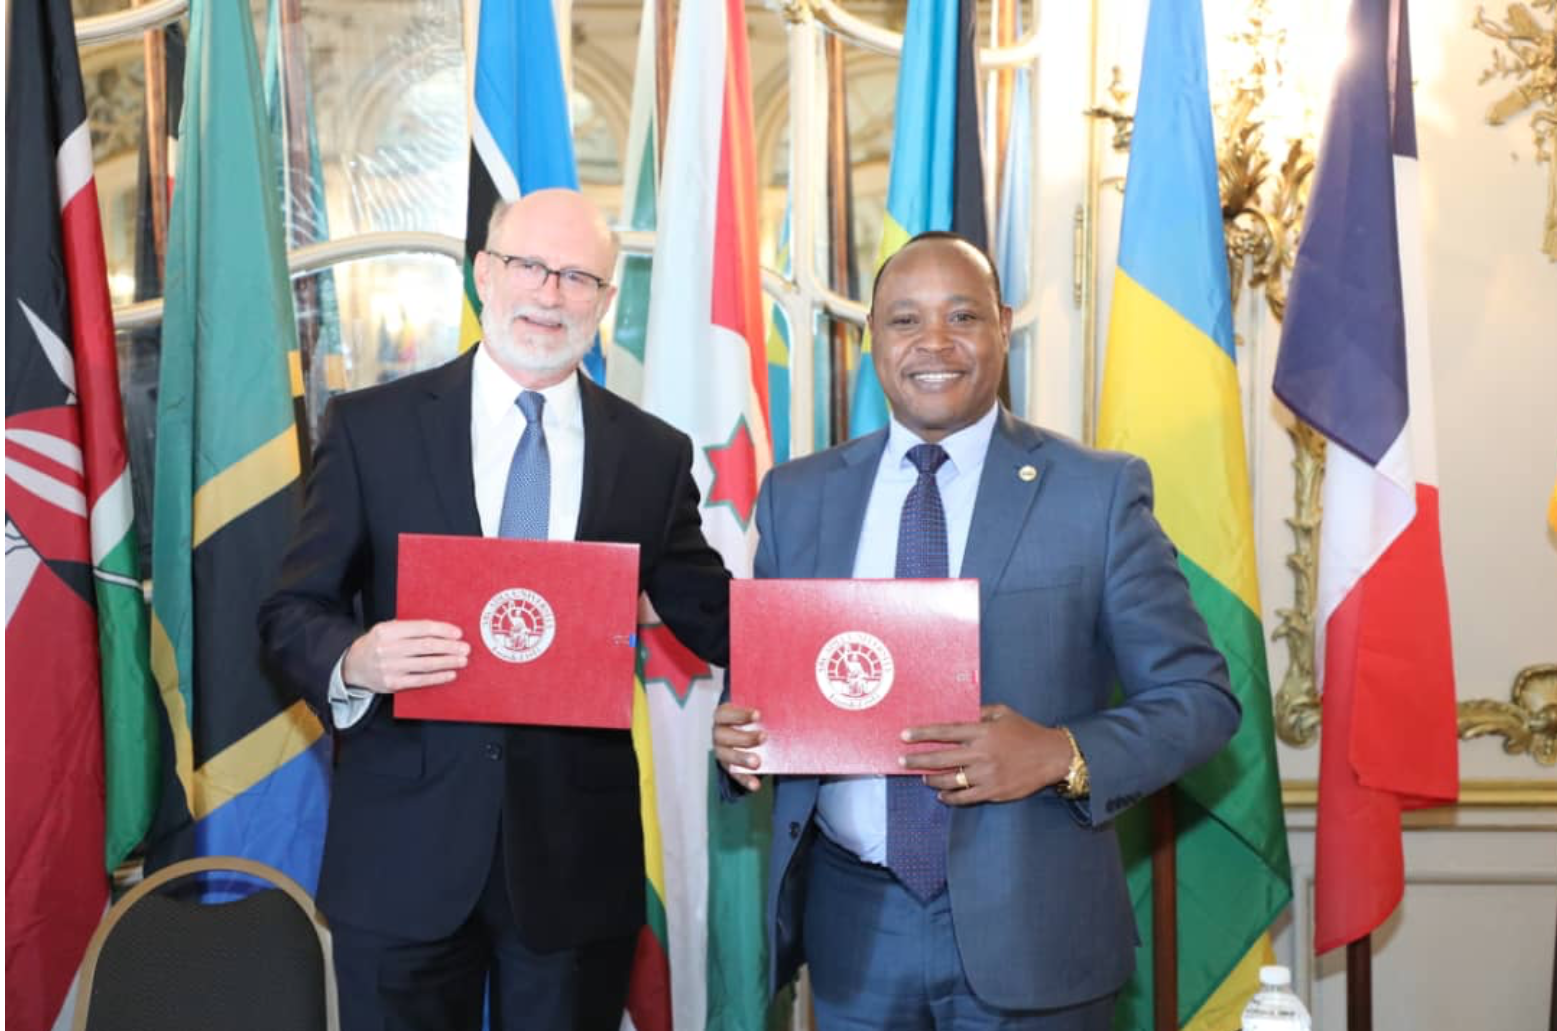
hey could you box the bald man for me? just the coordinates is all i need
[260,189,731,1031]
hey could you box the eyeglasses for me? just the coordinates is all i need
[485,251,610,301]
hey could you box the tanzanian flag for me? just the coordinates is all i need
[148,0,329,893]
[850,0,986,437]
[459,0,601,379]
[1097,2,1292,1028]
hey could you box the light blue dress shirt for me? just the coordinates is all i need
[814,403,998,863]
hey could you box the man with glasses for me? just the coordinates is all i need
[260,188,731,1031]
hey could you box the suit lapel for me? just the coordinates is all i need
[816,431,887,578]
[575,374,620,541]
[417,349,482,535]
[960,410,1050,608]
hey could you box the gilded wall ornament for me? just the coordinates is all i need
[1474,1,1557,260]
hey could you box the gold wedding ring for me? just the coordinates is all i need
[955,767,970,790]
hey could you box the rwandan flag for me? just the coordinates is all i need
[1098,2,1292,1028]
[459,0,602,380]
[147,0,329,892]
[851,0,986,437]
[1273,0,1458,955]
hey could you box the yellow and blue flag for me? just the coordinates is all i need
[851,0,986,437]
[1098,2,1292,1028]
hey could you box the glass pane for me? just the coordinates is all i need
[282,0,467,240]
[305,251,463,404]
[80,38,149,307]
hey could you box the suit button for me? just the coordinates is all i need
[485,743,504,760]
[789,821,801,839]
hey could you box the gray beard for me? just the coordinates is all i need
[481,308,593,378]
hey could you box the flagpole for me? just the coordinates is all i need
[278,0,318,466]
[140,11,170,272]
[1150,789,1178,1031]
[824,31,854,445]
[654,0,676,170]
[1347,938,1373,1031]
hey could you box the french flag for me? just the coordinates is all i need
[1273,0,1460,955]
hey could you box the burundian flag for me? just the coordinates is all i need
[638,0,774,1027]
[458,0,602,379]
[851,0,986,437]
[1273,0,1459,955]
[1098,2,1293,1028]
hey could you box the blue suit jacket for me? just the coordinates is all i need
[758,409,1240,1011]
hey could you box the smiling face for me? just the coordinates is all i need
[473,189,619,388]
[866,237,1011,442]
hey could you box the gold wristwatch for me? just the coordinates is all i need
[1057,726,1090,799]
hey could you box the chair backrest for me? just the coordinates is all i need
[72,856,337,1031]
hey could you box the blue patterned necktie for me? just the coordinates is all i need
[887,442,951,900]
[497,391,549,540]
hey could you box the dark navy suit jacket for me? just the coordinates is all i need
[259,349,729,948]
[758,409,1239,1011]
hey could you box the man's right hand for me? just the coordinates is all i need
[713,703,764,793]
[342,620,469,693]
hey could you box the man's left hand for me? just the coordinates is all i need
[900,704,1074,805]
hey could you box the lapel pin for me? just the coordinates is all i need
[1018,464,1038,483]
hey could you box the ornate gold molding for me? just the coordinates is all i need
[1214,3,1316,324]
[1459,664,1557,765]
[1270,423,1324,746]
[1282,778,1557,808]
[1473,1,1557,261]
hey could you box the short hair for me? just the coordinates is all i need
[869,230,1004,310]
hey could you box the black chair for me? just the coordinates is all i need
[72,856,337,1031]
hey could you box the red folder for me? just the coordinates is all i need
[393,533,639,728]
[730,579,980,774]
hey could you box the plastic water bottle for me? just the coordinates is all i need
[1241,965,1312,1030]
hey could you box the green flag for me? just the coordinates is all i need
[148,0,329,889]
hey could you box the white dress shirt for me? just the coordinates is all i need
[814,403,998,863]
[328,344,587,727]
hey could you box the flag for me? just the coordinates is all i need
[147,0,330,894]
[459,0,602,379]
[1272,0,1459,955]
[850,0,987,437]
[6,0,161,1025]
[640,0,775,1026]
[994,57,1033,417]
[264,0,348,444]
[1098,2,1293,1028]
[767,203,794,463]
[603,8,679,1025]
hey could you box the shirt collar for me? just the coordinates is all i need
[472,343,582,428]
[885,402,1000,477]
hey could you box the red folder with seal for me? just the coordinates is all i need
[392,533,640,728]
[730,579,981,774]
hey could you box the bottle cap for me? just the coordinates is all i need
[1259,965,1292,987]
